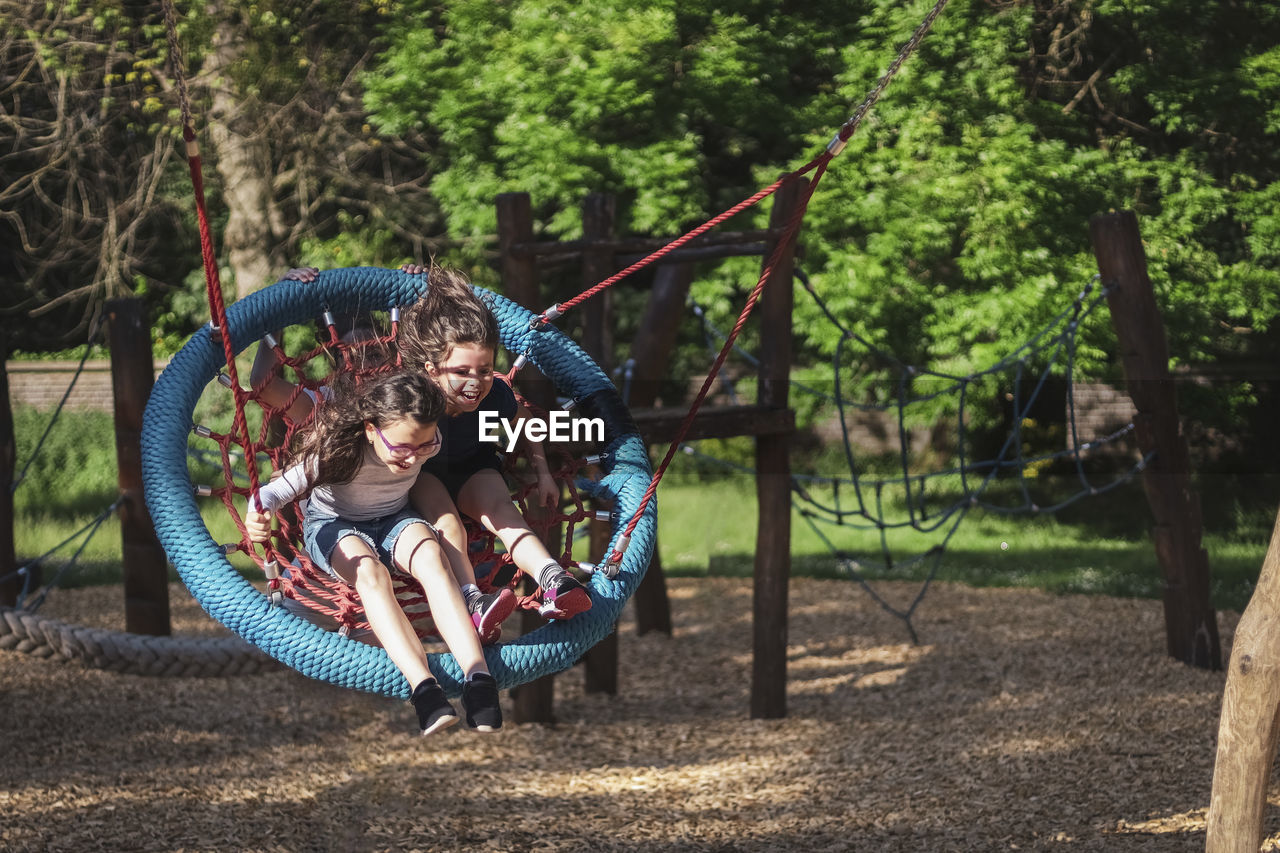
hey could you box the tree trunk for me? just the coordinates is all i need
[204,14,286,299]
[0,330,16,608]
[1207,505,1280,852]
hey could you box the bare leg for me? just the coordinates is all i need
[456,469,590,620]
[394,522,488,679]
[330,536,430,690]
[456,469,558,573]
[410,472,478,590]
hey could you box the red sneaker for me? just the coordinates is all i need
[537,575,592,620]
[470,588,517,644]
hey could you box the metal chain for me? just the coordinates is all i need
[831,0,952,152]
[160,0,194,131]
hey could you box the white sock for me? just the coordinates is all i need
[461,584,481,606]
[536,561,563,588]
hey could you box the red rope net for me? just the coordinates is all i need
[199,316,602,639]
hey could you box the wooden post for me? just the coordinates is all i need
[629,263,695,404]
[106,298,170,636]
[1207,505,1280,852]
[0,341,16,608]
[1089,211,1220,669]
[497,192,557,723]
[497,193,556,414]
[582,495,617,694]
[580,193,616,376]
[623,263,694,637]
[579,192,621,693]
[752,176,804,719]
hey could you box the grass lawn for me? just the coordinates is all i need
[654,475,1272,614]
[8,406,1274,615]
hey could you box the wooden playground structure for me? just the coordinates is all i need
[8,208,1280,850]
[495,181,804,722]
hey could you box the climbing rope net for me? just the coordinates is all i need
[678,271,1150,641]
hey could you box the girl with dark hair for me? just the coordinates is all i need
[244,368,503,737]
[399,264,592,623]
[249,267,520,644]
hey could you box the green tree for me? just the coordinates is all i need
[187,0,446,298]
[0,0,195,349]
[367,0,1280,460]
[798,0,1280,444]
[366,0,865,239]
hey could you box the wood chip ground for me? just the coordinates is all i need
[2,577,1276,851]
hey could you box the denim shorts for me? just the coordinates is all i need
[302,505,435,579]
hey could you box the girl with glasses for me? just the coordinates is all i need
[399,265,592,624]
[244,368,502,736]
[249,268,519,645]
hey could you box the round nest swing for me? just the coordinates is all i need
[141,266,655,698]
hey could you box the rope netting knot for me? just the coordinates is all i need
[195,308,611,641]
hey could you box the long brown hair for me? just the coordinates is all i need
[288,368,445,488]
[398,266,499,370]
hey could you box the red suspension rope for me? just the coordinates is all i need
[543,154,828,321]
[516,0,951,568]
[162,0,263,507]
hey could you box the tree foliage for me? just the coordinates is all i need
[2,0,445,354]
[365,0,864,238]
[0,0,195,348]
[366,0,1280,453]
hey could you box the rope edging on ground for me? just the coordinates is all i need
[0,606,278,677]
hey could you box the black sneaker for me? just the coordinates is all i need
[461,673,503,732]
[537,573,592,620]
[411,679,458,737]
[469,588,517,645]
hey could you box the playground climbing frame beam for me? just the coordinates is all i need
[1088,211,1220,671]
[1207,505,1280,852]
[107,298,171,637]
[753,175,805,719]
[496,192,559,723]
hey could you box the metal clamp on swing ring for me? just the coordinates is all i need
[528,303,564,330]
[599,534,630,579]
[263,559,285,606]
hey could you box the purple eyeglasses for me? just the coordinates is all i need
[371,423,442,460]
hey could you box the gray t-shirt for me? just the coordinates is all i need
[251,443,425,521]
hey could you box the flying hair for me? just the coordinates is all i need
[287,368,445,489]
[399,266,500,370]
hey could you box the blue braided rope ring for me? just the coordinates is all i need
[141,267,655,698]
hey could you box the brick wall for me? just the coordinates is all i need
[1070,382,1138,439]
[1069,382,1140,463]
[5,360,169,412]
